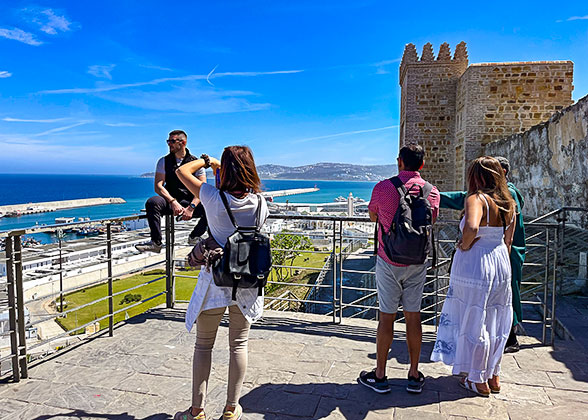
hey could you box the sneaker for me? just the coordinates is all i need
[135,241,162,253]
[407,371,425,393]
[222,404,242,420]
[174,407,206,420]
[504,342,520,353]
[188,235,200,245]
[357,369,391,393]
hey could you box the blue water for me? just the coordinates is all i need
[0,174,376,242]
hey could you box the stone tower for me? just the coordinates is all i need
[399,42,574,190]
[399,42,469,191]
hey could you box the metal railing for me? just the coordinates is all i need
[2,207,584,382]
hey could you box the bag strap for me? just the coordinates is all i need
[255,194,263,232]
[389,176,408,197]
[219,191,239,229]
[421,182,433,199]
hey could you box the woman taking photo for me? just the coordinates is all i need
[174,146,268,420]
[431,156,515,397]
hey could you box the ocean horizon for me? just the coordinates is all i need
[0,174,378,239]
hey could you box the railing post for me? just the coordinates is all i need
[107,223,114,337]
[331,220,337,324]
[165,215,175,308]
[5,236,20,382]
[14,235,28,378]
[434,226,440,331]
[542,227,549,344]
[551,226,558,347]
[557,209,567,296]
[338,220,343,323]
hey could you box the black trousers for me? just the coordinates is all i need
[145,196,207,244]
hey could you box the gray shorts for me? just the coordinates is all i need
[376,256,427,314]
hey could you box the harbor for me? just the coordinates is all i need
[0,197,126,218]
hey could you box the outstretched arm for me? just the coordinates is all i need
[439,191,467,210]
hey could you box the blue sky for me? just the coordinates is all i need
[1,1,587,175]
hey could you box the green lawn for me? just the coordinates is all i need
[55,250,332,334]
[56,268,199,334]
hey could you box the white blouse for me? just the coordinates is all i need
[184,182,269,330]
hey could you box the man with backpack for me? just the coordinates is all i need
[358,143,439,394]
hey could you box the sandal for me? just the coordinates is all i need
[459,378,490,397]
[488,377,501,394]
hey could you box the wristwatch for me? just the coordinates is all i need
[189,203,197,210]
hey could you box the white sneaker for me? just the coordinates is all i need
[135,241,162,253]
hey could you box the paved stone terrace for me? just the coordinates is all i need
[1,308,587,420]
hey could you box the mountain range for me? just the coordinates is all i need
[141,162,397,181]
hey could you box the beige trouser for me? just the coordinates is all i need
[192,305,251,408]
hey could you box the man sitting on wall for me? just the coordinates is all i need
[136,130,208,253]
[440,156,526,352]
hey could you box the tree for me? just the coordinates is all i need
[271,233,313,281]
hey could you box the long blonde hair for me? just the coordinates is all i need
[466,156,516,223]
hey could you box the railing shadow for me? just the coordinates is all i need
[240,378,474,419]
[32,411,170,420]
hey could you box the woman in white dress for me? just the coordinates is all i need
[431,156,516,397]
[174,146,269,420]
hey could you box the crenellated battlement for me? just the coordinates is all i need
[399,41,469,84]
[400,41,469,63]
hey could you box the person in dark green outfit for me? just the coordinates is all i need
[440,156,525,353]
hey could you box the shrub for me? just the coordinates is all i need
[120,293,142,305]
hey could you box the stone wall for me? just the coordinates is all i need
[455,61,574,189]
[485,94,588,226]
[399,42,469,191]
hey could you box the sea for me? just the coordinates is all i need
[0,174,377,244]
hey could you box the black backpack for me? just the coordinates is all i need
[212,192,272,300]
[379,176,435,265]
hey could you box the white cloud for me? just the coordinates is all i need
[39,69,304,94]
[88,64,116,80]
[557,15,588,22]
[32,121,91,137]
[0,135,150,173]
[292,125,398,144]
[96,82,270,115]
[104,122,138,127]
[0,71,12,78]
[27,8,74,35]
[0,27,42,46]
[2,117,70,123]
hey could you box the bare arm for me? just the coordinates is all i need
[180,172,208,220]
[504,217,516,254]
[460,194,483,250]
[176,157,220,200]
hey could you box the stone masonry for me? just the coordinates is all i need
[399,42,574,190]
[485,94,588,227]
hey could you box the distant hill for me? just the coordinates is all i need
[141,163,397,181]
[257,163,397,181]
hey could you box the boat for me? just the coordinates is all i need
[55,217,75,224]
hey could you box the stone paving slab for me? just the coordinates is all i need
[1,308,587,419]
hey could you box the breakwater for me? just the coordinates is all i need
[0,198,126,216]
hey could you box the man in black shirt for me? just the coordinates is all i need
[136,130,207,253]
